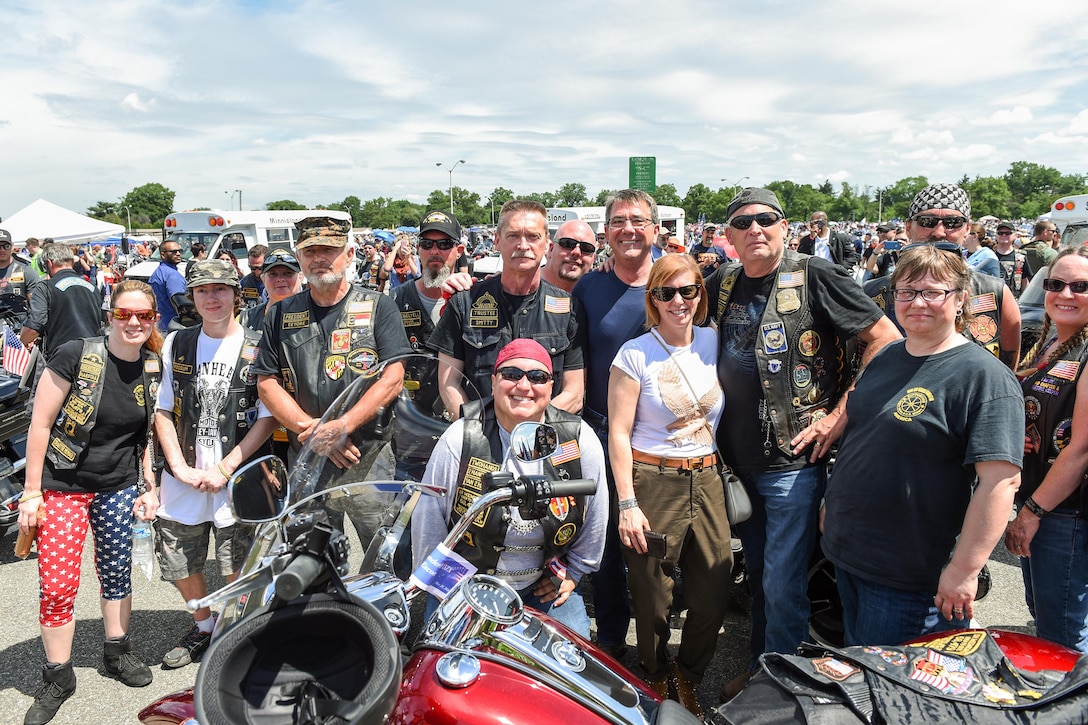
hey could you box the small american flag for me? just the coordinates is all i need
[2,324,30,378]
[777,270,804,288]
[1050,360,1081,381]
[551,439,580,465]
[968,293,998,314]
[544,295,570,314]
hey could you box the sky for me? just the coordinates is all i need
[3,0,1088,219]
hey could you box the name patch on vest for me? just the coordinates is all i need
[50,437,77,462]
[77,353,104,383]
[455,457,502,525]
[469,292,499,328]
[173,361,193,376]
[282,311,310,329]
[400,309,422,328]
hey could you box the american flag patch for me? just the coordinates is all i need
[551,439,580,465]
[777,270,804,288]
[908,650,973,694]
[968,293,997,314]
[544,295,570,314]
[1050,360,1081,380]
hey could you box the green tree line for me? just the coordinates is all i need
[89,162,1086,230]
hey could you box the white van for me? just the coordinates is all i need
[125,209,353,281]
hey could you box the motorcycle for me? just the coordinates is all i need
[139,353,698,724]
[0,293,35,537]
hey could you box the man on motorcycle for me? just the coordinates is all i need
[411,338,608,637]
[152,260,278,669]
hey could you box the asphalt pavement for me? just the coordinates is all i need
[0,523,1033,724]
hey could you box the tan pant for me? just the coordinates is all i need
[622,460,732,679]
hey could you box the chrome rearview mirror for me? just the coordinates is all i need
[509,422,558,462]
[228,455,290,523]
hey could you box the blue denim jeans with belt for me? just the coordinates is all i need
[1020,507,1088,654]
[733,465,825,668]
[835,568,969,647]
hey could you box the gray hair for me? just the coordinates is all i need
[605,189,659,225]
[42,243,74,265]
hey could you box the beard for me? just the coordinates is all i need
[423,265,452,289]
[307,268,344,290]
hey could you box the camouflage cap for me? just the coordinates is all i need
[187,259,240,289]
[0,229,10,244]
[295,216,350,249]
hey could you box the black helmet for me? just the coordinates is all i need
[194,594,400,725]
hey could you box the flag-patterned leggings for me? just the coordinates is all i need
[37,486,137,627]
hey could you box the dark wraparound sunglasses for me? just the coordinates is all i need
[556,238,596,255]
[418,239,457,251]
[497,366,553,385]
[1043,278,1088,294]
[912,215,968,230]
[651,284,701,302]
[728,212,784,230]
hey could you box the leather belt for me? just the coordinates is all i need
[631,449,717,471]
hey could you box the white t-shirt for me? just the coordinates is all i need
[156,328,272,527]
[611,325,723,457]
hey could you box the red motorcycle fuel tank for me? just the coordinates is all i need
[392,648,620,725]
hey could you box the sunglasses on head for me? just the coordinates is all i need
[497,366,553,385]
[556,237,596,255]
[111,307,157,322]
[912,214,968,230]
[728,212,784,230]
[418,239,457,251]
[1043,278,1088,294]
[651,284,701,302]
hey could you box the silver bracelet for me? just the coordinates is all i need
[618,498,639,511]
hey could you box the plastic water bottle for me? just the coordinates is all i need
[131,507,154,581]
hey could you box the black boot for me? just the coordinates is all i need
[103,635,153,687]
[24,661,76,725]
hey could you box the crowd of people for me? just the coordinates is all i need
[6,180,1088,722]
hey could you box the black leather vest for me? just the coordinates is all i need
[450,399,586,575]
[1020,334,1088,511]
[447,276,574,400]
[165,325,270,476]
[47,337,160,470]
[866,270,1006,358]
[40,269,103,358]
[390,281,436,351]
[0,260,31,300]
[715,254,850,456]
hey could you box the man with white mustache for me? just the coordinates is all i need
[429,200,586,417]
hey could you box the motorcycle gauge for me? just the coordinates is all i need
[463,575,523,624]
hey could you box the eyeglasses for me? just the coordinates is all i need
[650,284,702,302]
[418,239,457,251]
[250,265,263,272]
[607,216,655,230]
[497,366,553,385]
[912,215,968,230]
[162,248,182,255]
[808,220,826,228]
[891,288,957,303]
[728,212,784,230]
[996,230,1013,236]
[556,238,596,255]
[1042,278,1088,294]
[110,307,157,322]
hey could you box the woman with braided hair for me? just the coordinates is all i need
[1007,246,1088,653]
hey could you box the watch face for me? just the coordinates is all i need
[462,575,522,623]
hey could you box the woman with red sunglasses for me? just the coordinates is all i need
[17,279,163,725]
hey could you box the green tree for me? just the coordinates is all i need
[327,195,363,225]
[764,181,830,221]
[882,176,930,219]
[682,183,714,222]
[594,189,614,205]
[962,176,1012,219]
[266,199,307,210]
[120,183,175,226]
[482,187,515,225]
[554,183,588,207]
[525,191,558,207]
[86,201,117,220]
[652,183,682,207]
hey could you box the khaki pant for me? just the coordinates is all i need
[622,460,732,679]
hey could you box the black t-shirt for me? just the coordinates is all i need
[995,249,1030,294]
[43,339,148,493]
[822,341,1024,592]
[715,260,882,472]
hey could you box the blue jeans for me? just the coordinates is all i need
[424,583,592,639]
[1020,508,1088,654]
[836,567,969,646]
[590,427,631,647]
[733,466,825,667]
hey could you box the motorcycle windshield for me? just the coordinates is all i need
[287,353,479,502]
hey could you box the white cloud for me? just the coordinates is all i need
[971,106,1033,126]
[120,93,153,112]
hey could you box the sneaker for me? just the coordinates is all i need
[103,635,153,687]
[24,662,76,725]
[161,623,211,669]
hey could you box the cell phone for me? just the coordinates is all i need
[644,531,667,559]
[884,240,901,251]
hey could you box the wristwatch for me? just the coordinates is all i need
[1023,497,1050,518]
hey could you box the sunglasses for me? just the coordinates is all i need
[418,239,457,251]
[266,252,298,266]
[162,248,183,255]
[728,212,784,230]
[0,243,11,250]
[912,215,968,230]
[250,265,263,271]
[111,307,157,323]
[556,237,596,255]
[651,284,701,302]
[497,366,553,385]
[1042,278,1088,294]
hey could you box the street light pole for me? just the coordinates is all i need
[436,160,466,213]
[722,176,750,198]
[123,205,132,237]
[235,189,242,211]
[485,196,495,226]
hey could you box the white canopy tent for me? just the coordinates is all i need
[0,199,123,245]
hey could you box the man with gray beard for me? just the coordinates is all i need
[392,210,465,351]
[542,219,599,293]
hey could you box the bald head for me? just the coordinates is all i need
[543,219,598,292]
